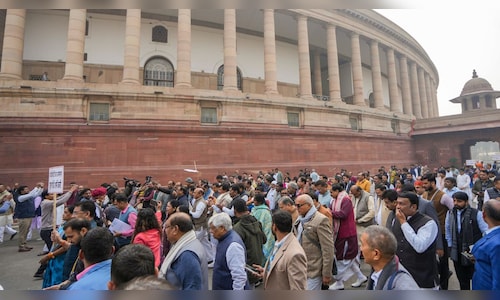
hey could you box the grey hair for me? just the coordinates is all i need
[363,225,397,258]
[208,212,233,231]
[296,194,313,206]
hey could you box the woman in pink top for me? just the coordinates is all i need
[132,208,162,267]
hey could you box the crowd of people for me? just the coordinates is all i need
[0,161,499,290]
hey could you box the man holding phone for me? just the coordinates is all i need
[445,191,487,290]
[252,210,307,290]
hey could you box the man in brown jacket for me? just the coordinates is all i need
[293,194,334,290]
[254,210,307,290]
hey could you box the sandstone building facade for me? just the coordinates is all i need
[0,9,441,186]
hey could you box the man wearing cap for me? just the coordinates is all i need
[91,187,107,226]
[266,181,278,211]
[445,191,487,290]
[185,177,194,185]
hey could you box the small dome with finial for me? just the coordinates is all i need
[460,69,493,96]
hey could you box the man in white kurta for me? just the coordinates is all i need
[456,169,472,202]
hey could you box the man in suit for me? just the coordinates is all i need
[472,199,500,290]
[253,210,307,290]
[293,194,334,290]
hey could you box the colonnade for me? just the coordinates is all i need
[0,9,440,118]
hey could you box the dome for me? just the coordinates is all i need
[460,70,493,96]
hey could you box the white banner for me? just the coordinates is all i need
[465,160,476,166]
[48,166,64,194]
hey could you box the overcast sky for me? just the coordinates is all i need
[375,9,500,116]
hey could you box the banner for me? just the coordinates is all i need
[48,166,64,194]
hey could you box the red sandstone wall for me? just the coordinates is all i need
[412,127,500,169]
[0,120,415,188]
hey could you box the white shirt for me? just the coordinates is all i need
[401,217,438,253]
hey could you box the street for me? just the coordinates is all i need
[0,225,460,290]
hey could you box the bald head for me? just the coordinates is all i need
[168,212,194,233]
[484,200,500,227]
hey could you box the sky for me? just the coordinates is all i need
[375,9,500,116]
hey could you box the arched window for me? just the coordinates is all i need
[143,57,174,87]
[217,65,242,91]
[152,25,168,43]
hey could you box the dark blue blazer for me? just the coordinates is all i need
[472,227,500,290]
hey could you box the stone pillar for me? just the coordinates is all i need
[399,55,412,115]
[0,9,26,79]
[461,98,468,112]
[313,50,322,96]
[176,9,192,88]
[121,9,141,85]
[350,32,364,106]
[297,15,312,99]
[370,40,384,109]
[417,67,428,118]
[479,95,487,110]
[432,80,439,116]
[386,48,401,112]
[62,9,86,82]
[409,61,422,119]
[263,9,278,94]
[223,9,238,91]
[326,24,341,104]
[424,73,434,117]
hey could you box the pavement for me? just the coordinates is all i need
[0,225,461,290]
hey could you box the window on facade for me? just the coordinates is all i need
[89,103,110,121]
[143,57,174,87]
[217,65,242,91]
[349,116,359,131]
[391,119,399,134]
[201,107,217,124]
[287,112,300,127]
[85,19,89,36]
[368,93,375,108]
[485,95,493,108]
[29,74,44,81]
[152,25,168,43]
[472,96,480,109]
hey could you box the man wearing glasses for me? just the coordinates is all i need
[293,194,334,290]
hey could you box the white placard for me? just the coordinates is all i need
[465,160,476,166]
[48,165,64,194]
[491,154,500,161]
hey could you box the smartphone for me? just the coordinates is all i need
[245,264,259,274]
[461,251,474,261]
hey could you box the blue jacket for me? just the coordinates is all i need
[212,230,249,290]
[67,259,111,290]
[472,227,500,290]
[14,187,42,219]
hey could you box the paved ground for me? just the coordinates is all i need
[0,225,461,290]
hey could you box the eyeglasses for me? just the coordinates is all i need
[295,203,307,208]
